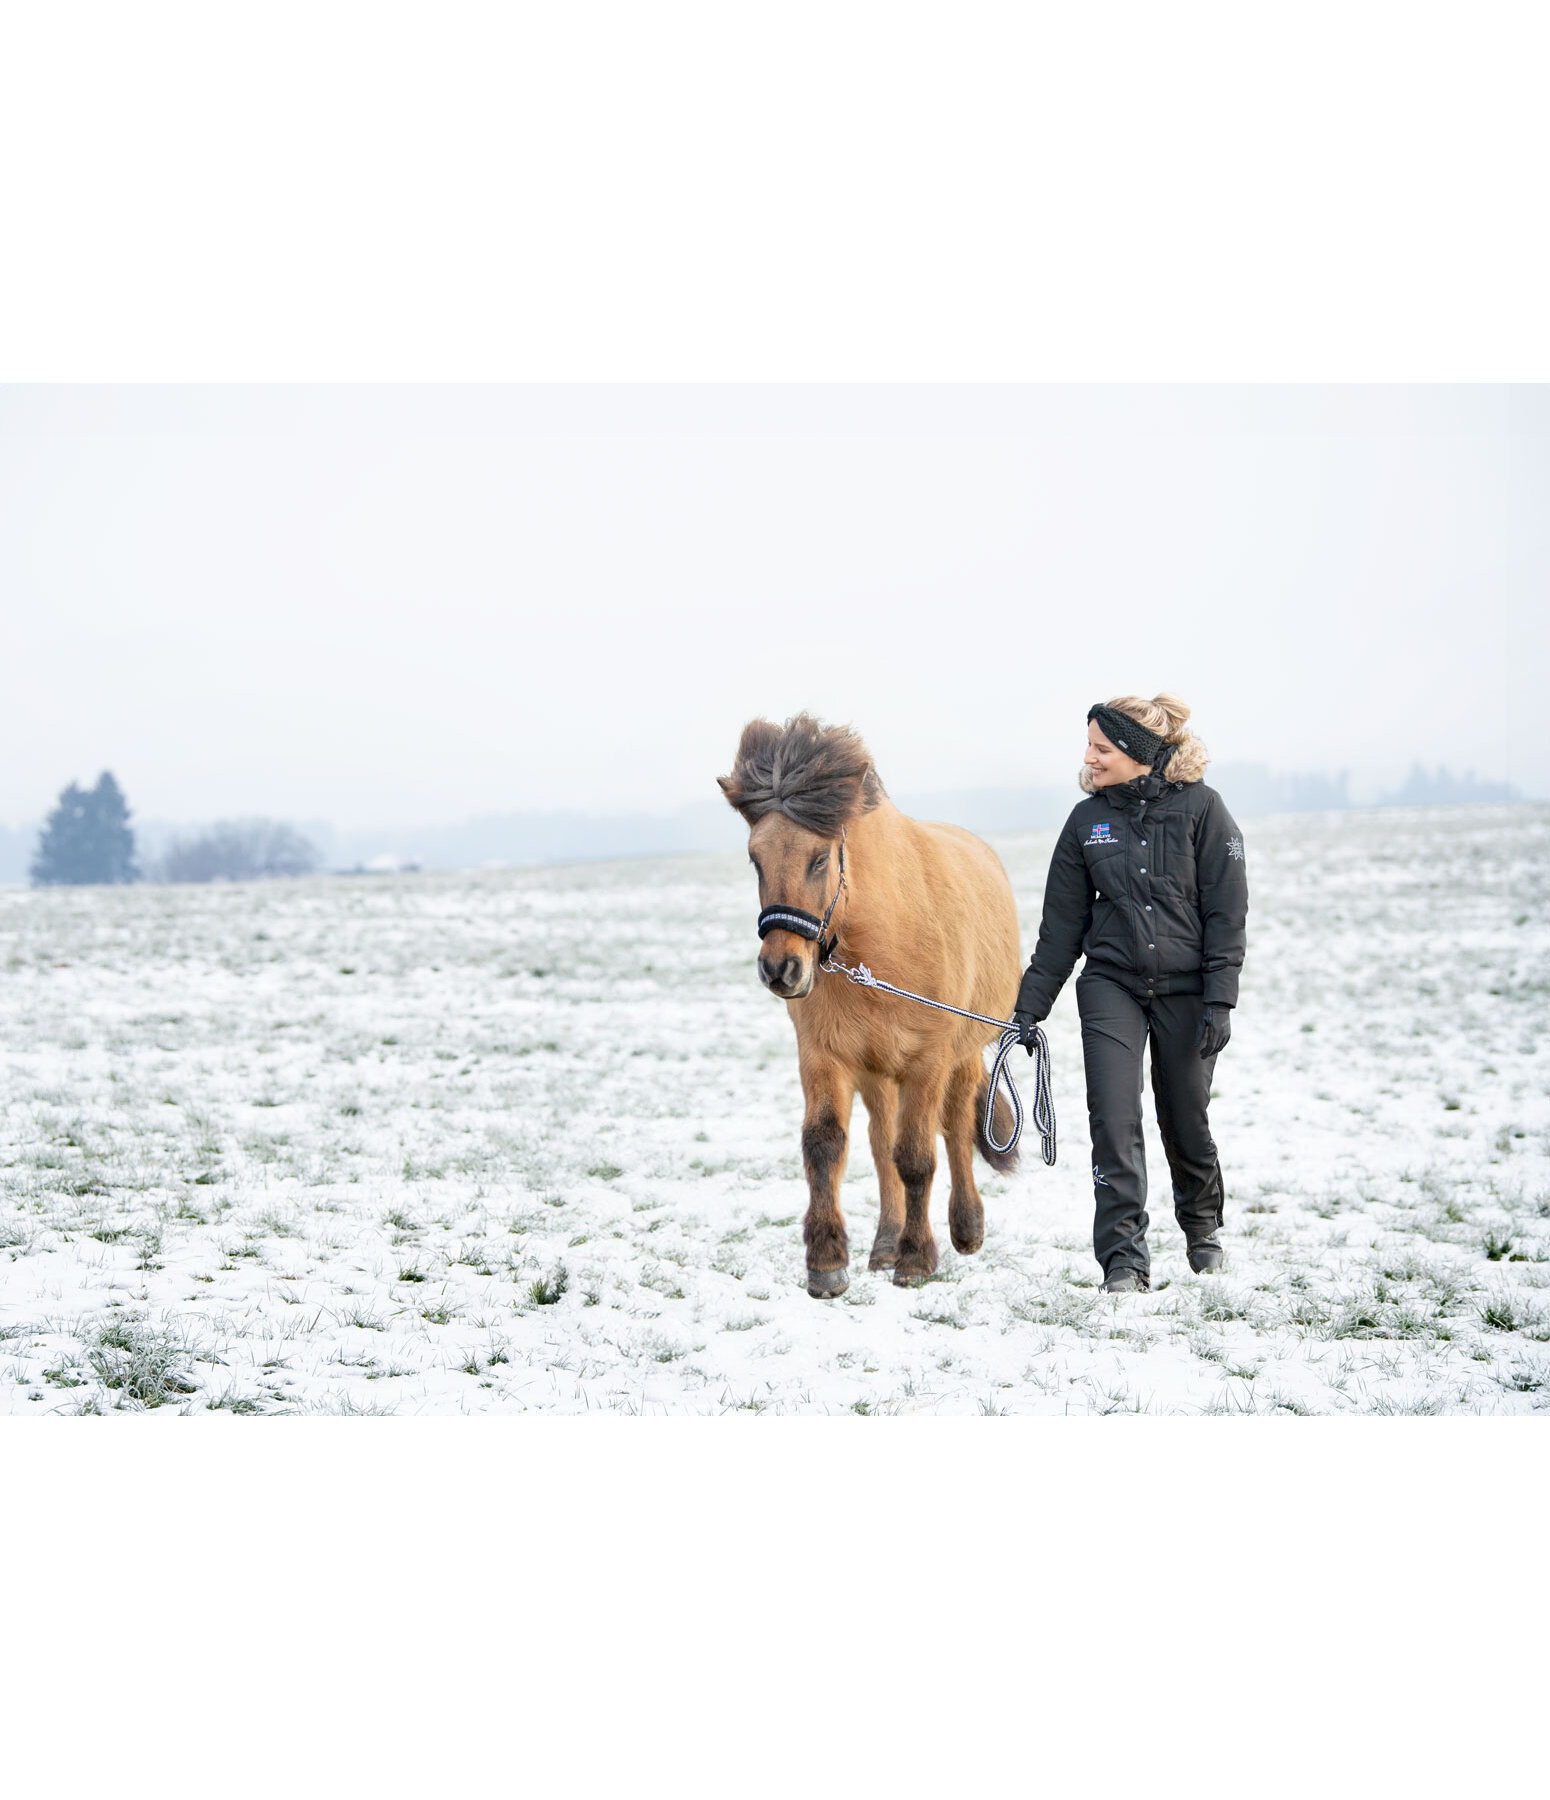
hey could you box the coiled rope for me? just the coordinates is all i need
[818,952,1057,1165]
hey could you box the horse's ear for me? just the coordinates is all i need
[716,772,751,821]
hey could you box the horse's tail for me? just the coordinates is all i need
[973,1065,1020,1174]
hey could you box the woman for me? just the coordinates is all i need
[1012,695,1248,1293]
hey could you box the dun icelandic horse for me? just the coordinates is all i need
[719,713,1022,1297]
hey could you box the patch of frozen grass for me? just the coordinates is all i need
[338,1303,389,1331]
[1498,1357,1550,1393]
[914,1304,969,1330]
[307,1391,399,1415]
[527,1266,570,1307]
[1198,1285,1264,1326]
[83,1317,198,1409]
[207,1388,265,1414]
[1478,1296,1550,1338]
[1007,1286,1101,1332]
[1369,1391,1451,1415]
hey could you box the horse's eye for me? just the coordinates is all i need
[809,855,829,876]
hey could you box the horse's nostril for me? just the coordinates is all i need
[757,953,808,995]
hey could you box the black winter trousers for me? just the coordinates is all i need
[1076,970,1225,1278]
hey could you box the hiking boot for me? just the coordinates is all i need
[1101,1267,1150,1294]
[1187,1238,1224,1274]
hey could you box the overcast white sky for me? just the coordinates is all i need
[2,384,1544,829]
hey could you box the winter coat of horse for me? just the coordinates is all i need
[719,713,1021,1296]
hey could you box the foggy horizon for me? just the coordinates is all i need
[4,384,1546,835]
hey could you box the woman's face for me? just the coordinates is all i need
[1084,721,1153,790]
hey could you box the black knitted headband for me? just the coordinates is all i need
[1088,703,1173,769]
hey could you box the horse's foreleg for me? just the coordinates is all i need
[857,1073,904,1270]
[800,1060,855,1299]
[943,1057,985,1255]
[892,1069,946,1287]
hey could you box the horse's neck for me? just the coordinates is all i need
[839,803,916,953]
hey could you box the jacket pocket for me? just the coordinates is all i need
[1085,899,1130,964]
[1154,893,1202,967]
[1082,843,1126,899]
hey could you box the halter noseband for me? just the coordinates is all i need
[756,832,847,963]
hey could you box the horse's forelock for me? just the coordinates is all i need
[718,712,883,833]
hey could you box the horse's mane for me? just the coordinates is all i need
[717,713,886,835]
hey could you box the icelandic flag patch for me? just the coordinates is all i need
[1085,822,1115,846]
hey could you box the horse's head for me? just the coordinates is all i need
[718,713,882,1002]
[745,812,841,998]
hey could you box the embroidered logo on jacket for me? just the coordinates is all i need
[1227,836,1244,861]
[1085,823,1115,846]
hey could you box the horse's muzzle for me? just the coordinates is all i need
[758,950,813,999]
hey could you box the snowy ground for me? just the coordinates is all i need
[1,804,1547,1415]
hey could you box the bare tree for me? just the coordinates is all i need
[155,819,321,883]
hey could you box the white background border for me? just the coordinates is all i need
[4,6,1546,1792]
[2,2,1547,380]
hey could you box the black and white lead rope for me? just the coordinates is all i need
[817,951,1057,1166]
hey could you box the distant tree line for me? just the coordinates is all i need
[156,819,320,882]
[1210,765,1351,818]
[28,773,320,886]
[1377,765,1521,807]
[15,760,1532,889]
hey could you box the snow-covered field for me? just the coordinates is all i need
[1,804,1547,1415]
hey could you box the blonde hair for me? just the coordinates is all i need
[1079,691,1210,792]
[1110,692,1209,781]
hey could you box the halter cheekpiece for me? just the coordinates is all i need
[756,832,847,961]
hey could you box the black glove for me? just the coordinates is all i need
[1012,1009,1045,1056]
[1196,1004,1231,1059]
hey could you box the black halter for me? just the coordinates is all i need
[756,833,847,963]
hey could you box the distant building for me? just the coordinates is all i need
[353,852,422,875]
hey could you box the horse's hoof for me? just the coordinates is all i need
[892,1239,938,1286]
[949,1197,984,1255]
[807,1268,849,1299]
[868,1242,899,1272]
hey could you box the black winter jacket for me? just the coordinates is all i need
[1015,776,1248,1018]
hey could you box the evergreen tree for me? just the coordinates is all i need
[30,772,140,886]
